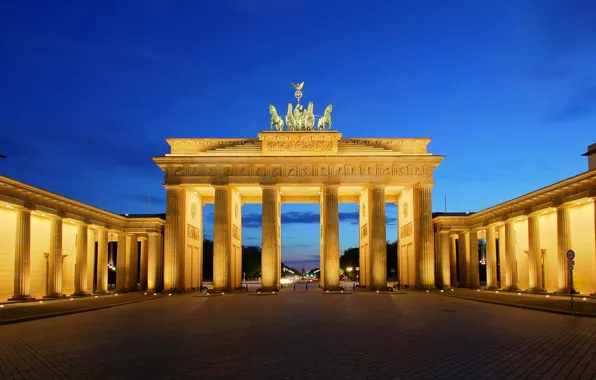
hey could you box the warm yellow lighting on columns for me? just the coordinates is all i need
[72,223,90,296]
[46,216,64,297]
[213,185,231,292]
[497,224,506,288]
[457,232,469,288]
[147,232,159,292]
[414,185,435,288]
[261,185,279,290]
[163,186,184,292]
[139,237,149,291]
[319,190,326,289]
[126,234,139,292]
[527,213,546,293]
[555,206,571,294]
[504,219,519,291]
[449,235,457,287]
[115,232,127,293]
[86,228,96,293]
[370,185,387,290]
[436,230,450,288]
[485,225,498,290]
[156,233,164,291]
[10,209,33,301]
[591,199,596,296]
[322,185,340,291]
[95,227,109,294]
[358,190,370,288]
[469,230,480,289]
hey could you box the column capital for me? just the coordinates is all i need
[138,236,149,241]
[368,184,387,190]
[164,184,181,191]
[321,183,341,189]
[259,184,279,190]
[437,229,450,235]
[414,182,434,189]
[212,184,230,190]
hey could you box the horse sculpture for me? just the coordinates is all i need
[269,105,284,130]
[317,104,333,130]
[286,103,296,130]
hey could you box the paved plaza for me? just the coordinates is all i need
[1,290,596,380]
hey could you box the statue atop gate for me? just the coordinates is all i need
[269,82,333,131]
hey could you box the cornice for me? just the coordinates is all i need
[0,175,165,230]
[432,169,596,230]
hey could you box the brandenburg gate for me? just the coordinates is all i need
[153,83,444,292]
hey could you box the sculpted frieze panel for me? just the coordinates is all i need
[166,163,432,180]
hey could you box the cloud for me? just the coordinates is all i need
[240,211,364,228]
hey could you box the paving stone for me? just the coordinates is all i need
[0,290,595,379]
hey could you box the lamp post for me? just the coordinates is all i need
[346,266,353,281]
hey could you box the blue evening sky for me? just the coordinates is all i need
[1,0,595,269]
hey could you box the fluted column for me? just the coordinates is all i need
[592,199,596,296]
[94,228,109,294]
[261,185,280,290]
[457,232,469,288]
[497,224,506,288]
[319,191,326,289]
[115,232,127,293]
[213,186,231,292]
[556,206,571,293]
[72,223,90,296]
[449,235,457,287]
[485,225,498,289]
[164,186,184,292]
[126,234,139,291]
[504,219,519,291]
[147,232,159,292]
[46,217,64,297]
[11,209,33,300]
[322,185,340,290]
[156,233,164,291]
[469,230,480,289]
[86,229,96,293]
[436,231,450,288]
[414,185,435,288]
[139,237,148,291]
[527,214,546,292]
[370,186,387,290]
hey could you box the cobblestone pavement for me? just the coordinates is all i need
[437,289,596,316]
[0,293,160,324]
[1,290,596,379]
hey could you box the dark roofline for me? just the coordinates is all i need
[582,147,596,156]
[121,213,166,220]
[432,212,476,218]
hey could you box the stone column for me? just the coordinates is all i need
[497,224,506,288]
[358,190,370,288]
[436,231,450,288]
[164,186,184,292]
[485,225,498,289]
[527,213,546,293]
[10,209,33,300]
[139,237,148,291]
[504,219,519,291]
[72,223,90,296]
[457,232,469,288]
[115,232,127,292]
[157,233,164,291]
[95,228,109,294]
[449,235,457,287]
[46,217,64,298]
[592,199,596,296]
[261,185,280,291]
[86,229,96,293]
[213,186,231,292]
[414,185,435,288]
[126,234,139,292]
[319,190,326,289]
[322,185,340,291]
[370,186,387,290]
[469,230,480,289]
[556,206,571,294]
[147,232,159,292]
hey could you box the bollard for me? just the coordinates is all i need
[306,282,308,292]
[293,283,296,291]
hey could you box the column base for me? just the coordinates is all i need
[485,285,500,290]
[43,294,66,299]
[416,284,436,290]
[504,285,520,292]
[468,285,481,290]
[70,292,91,297]
[526,287,548,294]
[555,288,578,295]
[163,288,183,294]
[457,284,469,288]
[8,295,35,302]
[93,290,111,296]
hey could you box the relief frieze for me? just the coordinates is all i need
[187,224,200,241]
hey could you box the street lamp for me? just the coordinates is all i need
[346,266,353,281]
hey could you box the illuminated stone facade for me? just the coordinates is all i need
[0,176,164,300]
[433,169,596,295]
[154,131,444,291]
